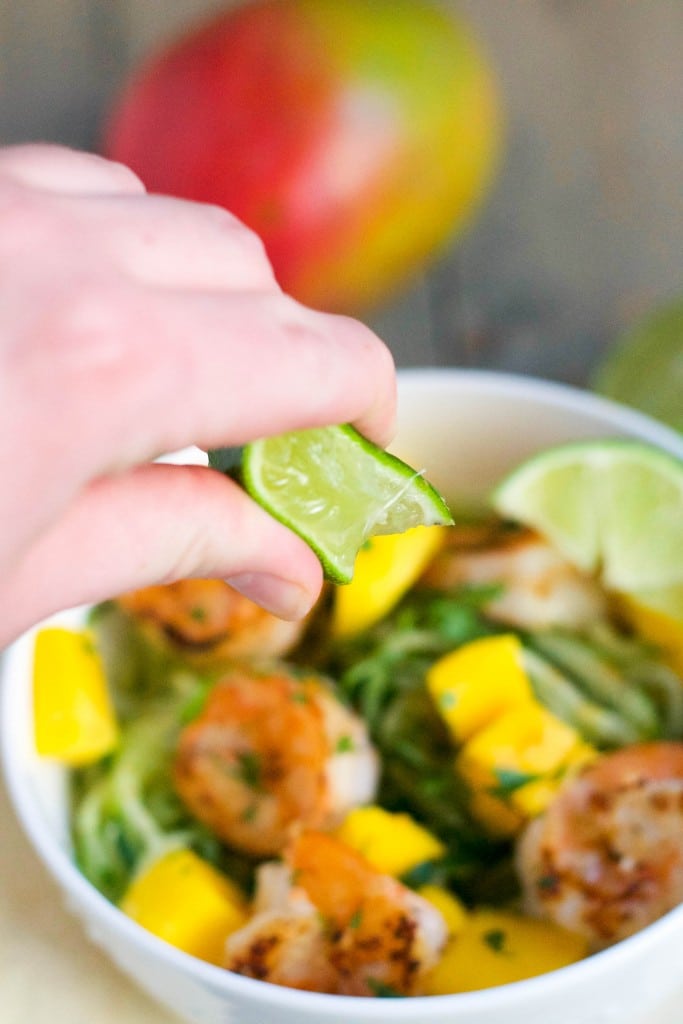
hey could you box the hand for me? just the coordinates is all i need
[0,144,396,646]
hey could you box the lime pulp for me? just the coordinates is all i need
[211,424,452,584]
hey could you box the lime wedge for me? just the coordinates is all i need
[593,301,683,432]
[209,425,452,584]
[493,440,683,604]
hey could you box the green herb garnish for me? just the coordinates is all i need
[366,978,404,998]
[483,928,507,953]
[234,751,264,791]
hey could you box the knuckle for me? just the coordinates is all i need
[233,221,270,264]
[93,155,146,193]
[28,279,138,387]
[0,143,144,193]
[204,202,274,268]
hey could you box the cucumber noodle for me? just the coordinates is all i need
[72,578,683,908]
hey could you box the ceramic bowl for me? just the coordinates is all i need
[4,369,683,1024]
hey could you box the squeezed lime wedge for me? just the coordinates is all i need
[209,424,452,584]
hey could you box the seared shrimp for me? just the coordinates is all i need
[423,526,606,630]
[173,669,378,856]
[224,832,448,996]
[223,861,339,992]
[517,742,683,949]
[118,578,306,662]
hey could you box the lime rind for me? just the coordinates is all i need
[493,439,683,598]
[593,301,683,433]
[493,444,598,575]
[241,423,452,584]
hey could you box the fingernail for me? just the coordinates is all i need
[226,572,312,620]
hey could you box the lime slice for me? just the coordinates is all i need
[593,301,683,432]
[209,424,452,584]
[492,440,683,603]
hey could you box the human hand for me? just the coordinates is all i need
[0,144,396,647]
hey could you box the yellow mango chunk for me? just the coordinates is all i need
[425,908,588,994]
[332,525,446,637]
[457,702,594,834]
[334,805,445,876]
[417,885,469,938]
[33,626,119,766]
[120,848,247,965]
[427,634,533,742]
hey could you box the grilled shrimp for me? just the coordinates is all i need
[517,743,683,949]
[118,578,306,662]
[224,832,448,995]
[422,526,607,630]
[173,669,379,856]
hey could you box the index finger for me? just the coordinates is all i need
[0,144,145,195]
[21,287,397,481]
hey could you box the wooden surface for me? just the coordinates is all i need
[2,0,682,381]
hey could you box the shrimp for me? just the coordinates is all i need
[223,861,339,992]
[173,669,379,856]
[117,578,306,663]
[422,526,607,630]
[224,832,448,996]
[517,742,683,949]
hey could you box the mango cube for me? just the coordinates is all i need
[120,848,247,965]
[427,634,533,742]
[457,702,594,833]
[334,805,445,876]
[33,626,119,765]
[425,908,588,995]
[332,526,446,637]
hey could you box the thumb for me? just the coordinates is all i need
[0,463,322,645]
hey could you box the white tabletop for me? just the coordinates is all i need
[1,773,681,1024]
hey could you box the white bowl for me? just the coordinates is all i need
[4,368,683,1024]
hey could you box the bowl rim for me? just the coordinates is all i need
[4,366,683,1017]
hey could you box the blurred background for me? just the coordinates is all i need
[1,0,682,389]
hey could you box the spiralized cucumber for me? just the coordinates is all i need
[71,573,683,917]
[522,648,645,748]
[528,630,660,741]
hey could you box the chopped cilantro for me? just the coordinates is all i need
[240,803,258,823]
[349,907,363,930]
[335,734,355,754]
[400,858,444,888]
[482,927,507,953]
[366,978,404,998]
[489,767,539,798]
[234,751,263,791]
[179,680,214,725]
[80,635,97,657]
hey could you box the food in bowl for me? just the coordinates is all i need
[8,370,683,1024]
[29,434,683,1000]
